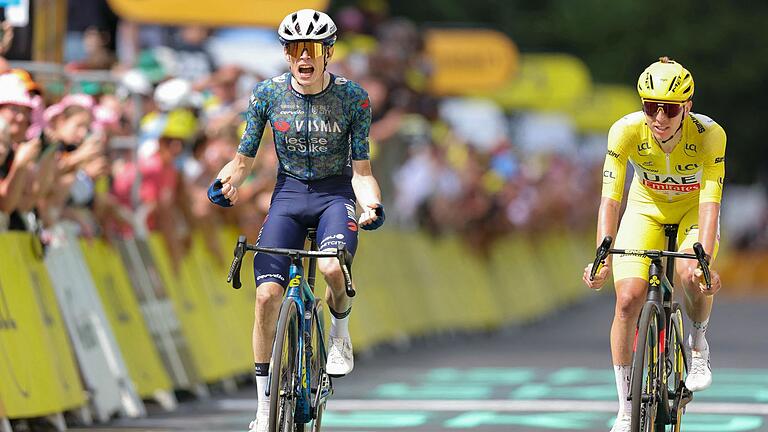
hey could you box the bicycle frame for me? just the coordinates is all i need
[226,232,354,428]
[590,227,710,429]
[640,225,688,424]
[277,260,317,423]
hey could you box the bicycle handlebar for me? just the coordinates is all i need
[589,236,711,290]
[227,235,356,297]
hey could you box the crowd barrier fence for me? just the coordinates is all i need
[0,227,605,428]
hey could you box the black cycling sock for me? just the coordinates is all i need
[254,362,269,377]
[329,306,351,319]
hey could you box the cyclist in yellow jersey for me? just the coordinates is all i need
[581,57,724,432]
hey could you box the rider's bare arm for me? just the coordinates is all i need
[217,152,255,189]
[351,160,381,209]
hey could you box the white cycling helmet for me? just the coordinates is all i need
[278,9,337,45]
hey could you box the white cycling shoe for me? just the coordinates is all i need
[610,413,631,432]
[326,336,354,377]
[247,409,269,432]
[686,337,712,392]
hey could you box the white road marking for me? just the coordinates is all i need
[218,398,768,415]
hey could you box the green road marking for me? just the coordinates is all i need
[374,383,492,399]
[696,384,768,402]
[319,411,765,430]
[547,367,615,385]
[444,412,603,429]
[652,414,763,431]
[426,368,536,384]
[322,411,430,428]
[717,370,768,384]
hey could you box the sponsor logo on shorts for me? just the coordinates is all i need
[257,273,285,282]
[321,233,345,244]
[344,203,356,221]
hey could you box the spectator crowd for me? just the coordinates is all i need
[6,1,724,266]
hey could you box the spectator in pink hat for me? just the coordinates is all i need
[40,93,109,230]
[0,74,41,227]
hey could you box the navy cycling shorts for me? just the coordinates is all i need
[253,175,359,287]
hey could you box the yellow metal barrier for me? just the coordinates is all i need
[187,232,252,373]
[0,233,85,419]
[147,234,245,382]
[80,238,173,399]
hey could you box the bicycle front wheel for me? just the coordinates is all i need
[269,301,300,432]
[667,303,688,432]
[310,306,328,432]
[631,302,661,432]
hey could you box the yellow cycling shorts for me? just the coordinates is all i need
[612,201,719,282]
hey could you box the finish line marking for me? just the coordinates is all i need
[218,398,768,415]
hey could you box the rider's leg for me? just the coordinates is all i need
[609,207,662,430]
[252,281,284,414]
[316,195,359,376]
[611,276,648,420]
[676,209,719,391]
[250,188,308,425]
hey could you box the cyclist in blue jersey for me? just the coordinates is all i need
[206,9,384,432]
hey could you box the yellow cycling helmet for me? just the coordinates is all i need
[637,57,694,102]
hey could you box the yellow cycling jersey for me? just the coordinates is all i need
[601,111,726,205]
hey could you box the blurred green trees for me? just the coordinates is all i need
[332,0,768,183]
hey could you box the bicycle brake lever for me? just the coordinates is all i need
[337,246,356,298]
[692,242,712,290]
[590,236,613,280]
[227,235,247,289]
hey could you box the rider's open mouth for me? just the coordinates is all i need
[298,65,314,77]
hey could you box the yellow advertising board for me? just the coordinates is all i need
[106,0,329,26]
[478,53,593,111]
[0,233,86,418]
[425,28,518,96]
[80,239,173,399]
[569,84,640,132]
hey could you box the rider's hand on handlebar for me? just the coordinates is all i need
[693,267,721,296]
[583,262,611,290]
[207,176,238,207]
[359,203,385,231]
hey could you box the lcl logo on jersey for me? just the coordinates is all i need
[637,142,652,156]
[684,143,697,157]
[675,163,699,174]
[603,170,616,184]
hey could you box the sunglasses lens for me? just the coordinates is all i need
[665,103,682,117]
[643,101,683,117]
[286,41,325,58]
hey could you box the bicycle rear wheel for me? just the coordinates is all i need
[667,304,689,432]
[631,302,661,432]
[269,301,300,432]
[310,306,328,432]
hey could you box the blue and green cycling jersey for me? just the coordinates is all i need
[237,72,371,181]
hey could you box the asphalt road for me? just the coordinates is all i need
[74,293,768,432]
